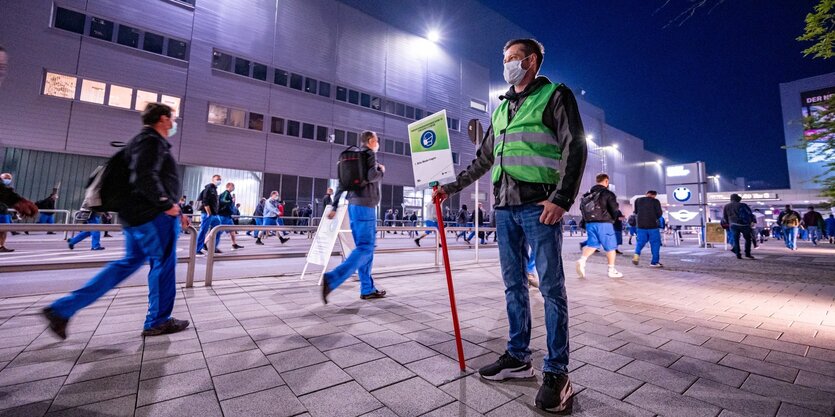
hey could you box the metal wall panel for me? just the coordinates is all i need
[384,29,427,105]
[275,0,338,81]
[334,3,386,95]
[86,0,195,40]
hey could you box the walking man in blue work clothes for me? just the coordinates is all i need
[632,190,664,267]
[321,131,387,303]
[195,174,222,255]
[43,103,191,338]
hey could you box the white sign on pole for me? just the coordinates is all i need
[408,109,456,189]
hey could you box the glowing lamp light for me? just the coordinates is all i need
[611,143,619,149]
[427,30,440,43]
[656,159,663,165]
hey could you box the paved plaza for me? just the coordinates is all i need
[0,238,834,417]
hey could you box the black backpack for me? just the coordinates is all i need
[338,146,370,191]
[83,147,131,212]
[627,214,637,227]
[579,190,608,222]
[736,204,753,225]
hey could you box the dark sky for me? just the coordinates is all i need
[478,0,834,187]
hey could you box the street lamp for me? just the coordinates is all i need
[427,30,441,43]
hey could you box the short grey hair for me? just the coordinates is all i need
[360,131,377,145]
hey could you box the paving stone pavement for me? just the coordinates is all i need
[0,257,833,416]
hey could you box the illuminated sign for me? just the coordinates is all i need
[672,187,692,203]
[708,193,780,202]
[666,165,691,177]
[669,209,700,222]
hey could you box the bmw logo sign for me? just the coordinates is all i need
[673,187,692,203]
[421,130,436,149]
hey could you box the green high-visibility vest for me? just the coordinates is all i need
[491,83,561,184]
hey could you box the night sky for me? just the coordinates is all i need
[478,0,834,188]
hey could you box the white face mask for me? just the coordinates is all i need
[214,180,222,187]
[503,55,531,86]
[168,121,178,137]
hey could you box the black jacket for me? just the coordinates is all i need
[583,184,618,223]
[200,184,219,214]
[119,127,180,227]
[218,190,234,216]
[443,77,587,211]
[634,196,662,229]
[0,184,22,216]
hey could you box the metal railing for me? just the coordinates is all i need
[8,209,73,239]
[0,223,199,287]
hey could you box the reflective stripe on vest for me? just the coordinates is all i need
[491,83,561,184]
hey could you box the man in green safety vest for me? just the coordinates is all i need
[434,38,587,413]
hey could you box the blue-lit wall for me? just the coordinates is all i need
[779,72,835,190]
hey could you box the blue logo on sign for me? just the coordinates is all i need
[673,187,692,203]
[421,130,436,149]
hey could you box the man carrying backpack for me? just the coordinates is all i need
[322,131,387,303]
[576,173,622,278]
[778,205,801,250]
[196,174,223,255]
[722,193,755,260]
[43,103,190,339]
[218,182,244,250]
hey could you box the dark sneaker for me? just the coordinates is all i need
[745,255,755,260]
[42,307,68,340]
[535,372,574,414]
[478,352,534,381]
[279,237,289,244]
[0,246,14,253]
[232,244,244,250]
[255,239,264,245]
[414,238,421,247]
[141,318,190,337]
[67,242,75,250]
[360,290,387,300]
[214,249,223,254]
[91,246,105,251]
[322,275,332,305]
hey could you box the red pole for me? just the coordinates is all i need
[433,184,466,371]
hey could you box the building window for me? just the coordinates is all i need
[319,81,331,98]
[385,100,395,114]
[116,25,140,48]
[316,125,329,142]
[228,108,245,128]
[415,108,424,120]
[360,93,371,108]
[212,51,232,71]
[395,102,405,117]
[336,86,347,102]
[274,69,288,86]
[54,7,86,34]
[234,57,250,77]
[371,97,381,111]
[470,99,487,112]
[143,32,164,54]
[135,90,158,111]
[346,131,358,147]
[405,106,415,119]
[304,78,317,94]
[395,141,405,155]
[348,90,359,105]
[384,139,394,153]
[289,74,303,90]
[333,129,345,144]
[89,17,113,41]
[270,117,284,134]
[286,120,300,137]
[43,72,77,99]
[160,95,180,115]
[302,123,315,139]
[168,40,187,60]
[108,85,133,109]
[208,103,228,125]
[252,63,268,81]
[79,79,106,104]
[248,112,264,131]
[452,152,460,164]
[447,117,460,131]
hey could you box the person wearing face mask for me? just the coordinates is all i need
[195,174,223,255]
[218,182,244,250]
[43,103,191,339]
[433,38,586,413]
[257,191,290,245]
[321,131,387,303]
[1,172,39,252]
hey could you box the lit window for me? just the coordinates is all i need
[160,95,181,115]
[470,99,487,112]
[108,85,133,109]
[43,72,77,99]
[208,103,228,125]
[135,90,158,111]
[81,80,107,104]
[248,113,264,131]
[228,108,245,128]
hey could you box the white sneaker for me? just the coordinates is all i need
[575,259,586,278]
[608,267,623,278]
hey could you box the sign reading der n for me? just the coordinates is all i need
[408,109,456,189]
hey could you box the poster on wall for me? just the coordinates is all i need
[800,87,835,163]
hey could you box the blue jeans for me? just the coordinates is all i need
[496,204,568,374]
[807,226,820,244]
[635,228,661,265]
[51,213,180,329]
[784,226,798,249]
[37,214,55,224]
[250,217,263,235]
[196,213,221,253]
[325,205,378,296]
[69,214,102,249]
[526,246,536,274]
